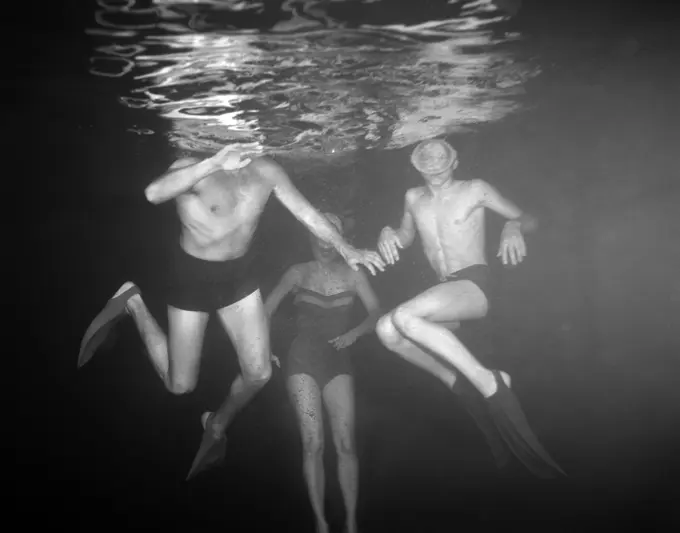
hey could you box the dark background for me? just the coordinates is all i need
[17,0,680,530]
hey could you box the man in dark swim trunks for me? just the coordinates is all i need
[78,145,385,480]
[375,138,565,478]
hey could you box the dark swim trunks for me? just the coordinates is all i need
[444,264,493,303]
[286,287,355,389]
[166,243,260,313]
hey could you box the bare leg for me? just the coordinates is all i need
[381,281,565,478]
[186,290,272,480]
[114,282,209,393]
[375,314,458,389]
[323,375,358,533]
[376,314,510,468]
[211,289,272,433]
[289,374,328,533]
[388,281,503,397]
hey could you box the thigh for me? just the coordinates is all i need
[323,375,355,449]
[167,305,210,386]
[216,289,270,378]
[396,280,488,323]
[287,374,324,446]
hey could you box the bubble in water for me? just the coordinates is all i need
[321,137,344,155]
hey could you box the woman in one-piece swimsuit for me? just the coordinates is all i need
[265,213,381,533]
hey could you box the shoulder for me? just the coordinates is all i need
[405,186,426,205]
[248,156,288,182]
[346,263,369,289]
[466,179,493,198]
[286,261,312,283]
[467,179,492,191]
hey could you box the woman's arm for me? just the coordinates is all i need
[345,269,382,339]
[264,265,303,319]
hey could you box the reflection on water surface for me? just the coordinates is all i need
[89,0,536,157]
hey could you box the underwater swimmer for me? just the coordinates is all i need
[78,145,385,480]
[265,213,381,533]
[375,138,565,478]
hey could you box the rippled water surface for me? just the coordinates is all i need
[88,0,537,157]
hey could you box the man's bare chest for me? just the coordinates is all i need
[191,171,265,217]
[413,193,483,233]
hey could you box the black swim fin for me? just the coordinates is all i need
[453,379,512,469]
[485,370,566,479]
[186,412,227,481]
[78,284,140,368]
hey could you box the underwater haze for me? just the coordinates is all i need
[19,0,680,531]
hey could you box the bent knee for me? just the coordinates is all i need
[244,360,272,386]
[168,379,197,395]
[391,306,416,333]
[376,313,401,346]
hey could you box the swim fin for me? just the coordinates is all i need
[186,412,227,481]
[453,378,511,469]
[485,370,566,479]
[77,284,140,368]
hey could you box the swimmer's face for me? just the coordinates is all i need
[420,164,456,185]
[412,141,458,185]
[316,237,336,251]
[311,236,339,263]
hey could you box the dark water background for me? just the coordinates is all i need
[18,0,680,530]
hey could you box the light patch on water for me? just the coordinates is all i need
[88,0,538,157]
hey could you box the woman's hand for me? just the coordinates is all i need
[329,330,360,350]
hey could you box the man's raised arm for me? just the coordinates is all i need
[145,157,217,205]
[145,146,249,205]
[255,158,349,249]
[257,157,385,275]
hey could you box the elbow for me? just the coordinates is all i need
[144,184,163,205]
[400,233,414,248]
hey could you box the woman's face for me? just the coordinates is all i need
[311,234,338,261]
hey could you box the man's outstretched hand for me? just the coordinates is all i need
[341,247,385,276]
[377,226,403,265]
